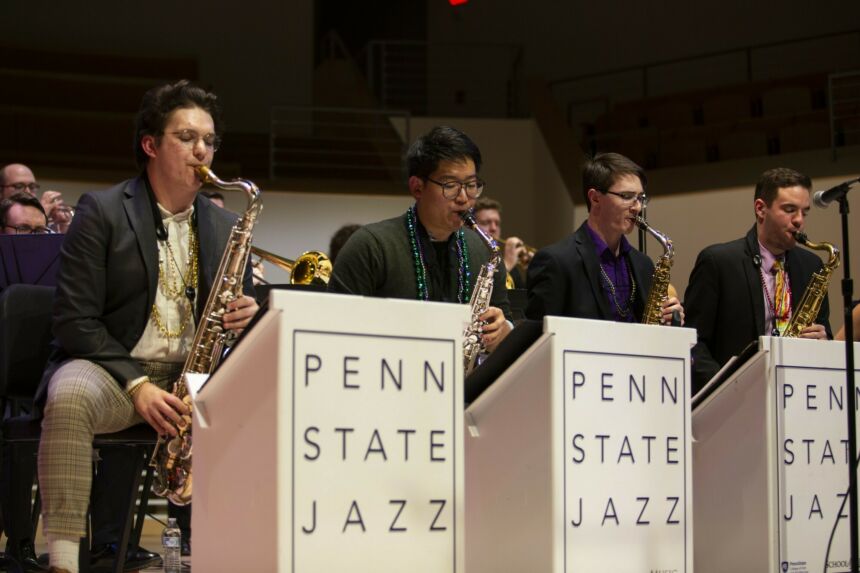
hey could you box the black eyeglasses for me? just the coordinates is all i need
[4,225,53,235]
[168,129,222,152]
[604,190,649,206]
[425,177,485,200]
[2,182,41,194]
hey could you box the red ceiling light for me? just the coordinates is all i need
[449,0,468,5]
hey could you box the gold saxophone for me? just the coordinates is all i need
[461,210,502,375]
[149,165,263,506]
[635,216,674,325]
[783,231,840,338]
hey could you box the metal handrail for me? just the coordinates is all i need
[363,39,525,117]
[550,28,860,96]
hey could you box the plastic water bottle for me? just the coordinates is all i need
[162,517,182,573]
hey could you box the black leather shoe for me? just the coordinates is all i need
[89,543,162,573]
[180,538,191,557]
[5,539,47,573]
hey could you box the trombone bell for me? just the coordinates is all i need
[250,246,332,286]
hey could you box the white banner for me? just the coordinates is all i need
[292,329,460,572]
[778,364,860,573]
[563,349,690,572]
[192,291,467,573]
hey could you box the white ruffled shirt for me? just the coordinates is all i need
[130,203,197,364]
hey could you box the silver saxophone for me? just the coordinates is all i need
[149,165,263,506]
[461,209,502,375]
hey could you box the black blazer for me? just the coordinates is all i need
[37,176,254,406]
[684,226,832,394]
[526,222,655,321]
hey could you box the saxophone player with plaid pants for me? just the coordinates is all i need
[33,80,258,573]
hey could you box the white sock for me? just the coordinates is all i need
[46,534,79,573]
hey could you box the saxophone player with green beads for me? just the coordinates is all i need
[526,152,685,327]
[685,167,834,395]
[34,81,258,573]
[328,126,513,357]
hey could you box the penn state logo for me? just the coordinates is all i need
[781,562,788,572]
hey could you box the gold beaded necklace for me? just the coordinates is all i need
[150,219,199,339]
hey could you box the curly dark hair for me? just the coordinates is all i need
[133,79,223,169]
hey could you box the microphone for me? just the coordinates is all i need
[813,177,860,208]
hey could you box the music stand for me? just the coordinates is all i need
[464,319,543,404]
[0,234,65,289]
[690,340,759,410]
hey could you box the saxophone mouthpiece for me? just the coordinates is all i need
[194,165,212,183]
[460,209,477,227]
[793,231,808,244]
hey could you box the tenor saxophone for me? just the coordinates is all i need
[635,216,674,325]
[783,232,840,338]
[149,165,263,506]
[461,210,502,375]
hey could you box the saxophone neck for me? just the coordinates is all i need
[794,231,841,270]
[635,216,674,259]
[461,209,502,266]
[195,165,262,217]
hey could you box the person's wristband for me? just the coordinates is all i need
[126,376,150,399]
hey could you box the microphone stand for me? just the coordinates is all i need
[838,194,858,571]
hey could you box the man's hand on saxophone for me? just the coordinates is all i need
[222,294,259,332]
[797,323,827,339]
[135,294,258,438]
[660,296,685,326]
[479,306,512,352]
[133,383,190,437]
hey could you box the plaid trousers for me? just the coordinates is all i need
[38,359,182,538]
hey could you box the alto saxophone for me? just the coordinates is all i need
[149,165,263,506]
[461,210,502,375]
[635,216,674,325]
[783,232,840,338]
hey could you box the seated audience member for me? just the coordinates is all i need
[0,193,50,235]
[0,164,72,233]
